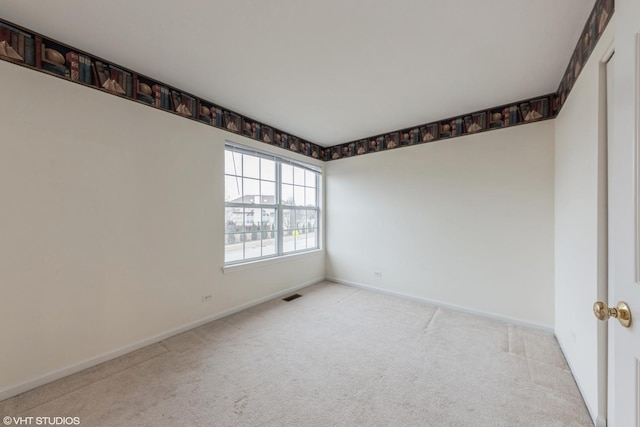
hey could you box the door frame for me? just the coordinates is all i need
[596,41,615,427]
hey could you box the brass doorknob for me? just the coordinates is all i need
[593,301,632,328]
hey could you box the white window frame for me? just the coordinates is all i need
[224,143,321,266]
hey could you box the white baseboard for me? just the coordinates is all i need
[555,336,602,426]
[326,276,554,333]
[0,277,324,402]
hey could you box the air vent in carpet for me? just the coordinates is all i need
[282,293,302,302]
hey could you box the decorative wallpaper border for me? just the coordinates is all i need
[0,0,614,162]
[327,94,556,160]
[555,0,613,112]
[0,18,328,161]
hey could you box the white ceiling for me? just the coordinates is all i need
[1,0,595,146]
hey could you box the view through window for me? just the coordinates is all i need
[225,144,320,264]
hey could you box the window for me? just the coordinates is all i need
[224,143,320,264]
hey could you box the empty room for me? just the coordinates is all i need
[1,1,640,426]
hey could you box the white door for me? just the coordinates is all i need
[607,47,640,426]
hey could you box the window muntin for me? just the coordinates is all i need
[224,144,320,264]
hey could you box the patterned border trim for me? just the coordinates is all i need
[555,0,614,112]
[0,18,328,161]
[327,94,556,160]
[0,0,614,163]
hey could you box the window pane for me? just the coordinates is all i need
[283,237,295,253]
[282,164,293,184]
[261,181,276,203]
[282,184,294,205]
[258,208,274,230]
[243,154,260,179]
[225,207,243,233]
[261,159,275,181]
[291,209,307,251]
[225,151,242,176]
[225,232,239,245]
[294,186,305,206]
[225,234,243,263]
[260,216,276,256]
[225,175,242,202]
[262,209,276,252]
[305,188,316,207]
[262,238,276,256]
[237,208,248,232]
[296,230,308,250]
[243,233,262,260]
[283,222,295,253]
[305,170,316,188]
[295,210,306,230]
[240,208,250,232]
[246,229,258,243]
[294,166,305,186]
[245,208,257,228]
[243,178,260,202]
[282,209,293,231]
[306,209,317,228]
[307,229,317,249]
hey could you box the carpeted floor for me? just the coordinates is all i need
[0,281,592,426]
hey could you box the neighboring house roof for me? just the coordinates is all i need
[229,195,276,204]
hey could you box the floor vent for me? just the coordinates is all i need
[282,293,302,302]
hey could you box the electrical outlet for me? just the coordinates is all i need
[374,271,382,278]
[201,294,213,303]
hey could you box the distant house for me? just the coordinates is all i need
[229,195,275,205]
[226,195,275,231]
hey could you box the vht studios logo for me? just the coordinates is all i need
[3,417,80,426]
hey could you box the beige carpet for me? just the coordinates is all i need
[0,281,592,426]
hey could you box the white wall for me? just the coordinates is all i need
[0,61,325,399]
[326,121,555,327]
[554,21,614,424]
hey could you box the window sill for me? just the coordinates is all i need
[222,249,324,274]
